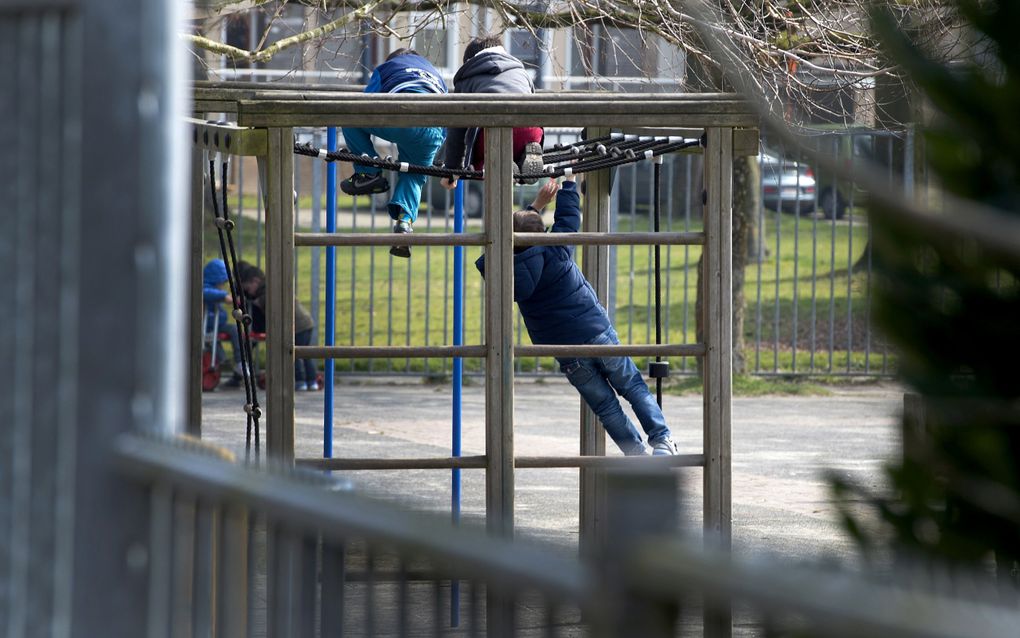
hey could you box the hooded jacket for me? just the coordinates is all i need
[364,53,447,95]
[445,46,535,169]
[475,182,611,345]
[202,259,231,327]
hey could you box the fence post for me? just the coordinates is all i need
[599,470,679,638]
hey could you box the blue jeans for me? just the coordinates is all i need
[556,327,671,455]
[294,329,318,384]
[341,125,446,224]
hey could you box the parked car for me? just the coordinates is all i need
[760,148,816,215]
[804,132,877,220]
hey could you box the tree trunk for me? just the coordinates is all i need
[695,156,756,376]
[730,156,758,375]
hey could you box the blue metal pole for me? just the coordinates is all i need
[451,179,465,626]
[324,127,337,459]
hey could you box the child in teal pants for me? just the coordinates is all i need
[341,49,447,258]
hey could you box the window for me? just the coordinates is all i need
[508,29,541,71]
[411,26,449,69]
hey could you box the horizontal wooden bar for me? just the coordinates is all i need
[236,96,757,128]
[243,112,757,129]
[296,345,487,359]
[517,344,705,357]
[297,456,488,470]
[515,232,704,246]
[295,454,705,471]
[297,343,704,359]
[294,232,487,247]
[193,100,237,115]
[247,91,748,103]
[515,454,704,469]
[187,118,266,156]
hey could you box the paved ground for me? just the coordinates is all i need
[200,378,902,567]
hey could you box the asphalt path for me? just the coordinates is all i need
[200,378,901,567]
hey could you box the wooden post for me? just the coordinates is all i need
[703,127,734,638]
[484,126,516,539]
[484,126,515,637]
[262,127,296,460]
[188,147,204,437]
[579,127,612,559]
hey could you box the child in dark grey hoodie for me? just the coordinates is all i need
[441,36,545,185]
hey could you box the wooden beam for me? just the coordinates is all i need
[579,127,612,560]
[295,345,486,359]
[516,231,704,246]
[294,455,705,471]
[294,232,487,247]
[484,126,516,541]
[703,127,734,638]
[517,344,704,358]
[484,126,516,638]
[234,95,758,129]
[187,118,266,157]
[262,127,295,461]
[187,147,204,437]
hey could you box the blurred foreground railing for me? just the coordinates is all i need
[116,433,1020,638]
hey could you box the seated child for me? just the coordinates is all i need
[202,259,244,388]
[236,262,320,391]
[440,35,545,188]
[475,177,679,456]
[341,48,448,258]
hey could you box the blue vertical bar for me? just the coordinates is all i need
[324,127,337,459]
[451,179,465,626]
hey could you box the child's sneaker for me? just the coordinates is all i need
[340,172,389,196]
[389,220,413,258]
[296,381,308,391]
[221,373,243,389]
[650,438,679,456]
[518,142,545,184]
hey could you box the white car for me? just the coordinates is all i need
[760,149,816,214]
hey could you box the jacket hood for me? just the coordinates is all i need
[203,259,228,286]
[454,48,528,85]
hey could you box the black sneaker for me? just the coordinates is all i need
[340,172,390,196]
[389,220,412,258]
[518,142,545,184]
[221,373,243,389]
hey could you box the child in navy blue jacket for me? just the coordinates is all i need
[475,177,679,456]
[341,49,447,258]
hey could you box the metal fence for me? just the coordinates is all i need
[214,127,914,380]
[117,432,1020,638]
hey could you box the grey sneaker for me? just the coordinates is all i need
[390,220,412,258]
[518,142,544,184]
[650,438,679,456]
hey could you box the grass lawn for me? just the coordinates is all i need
[202,198,891,379]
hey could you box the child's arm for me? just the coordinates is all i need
[528,179,559,212]
[550,174,580,234]
[203,285,228,305]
